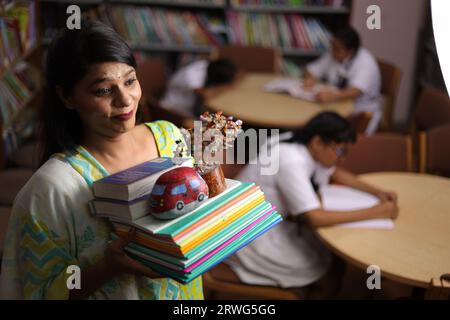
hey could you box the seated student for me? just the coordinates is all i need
[226,112,398,299]
[159,58,238,126]
[303,26,382,134]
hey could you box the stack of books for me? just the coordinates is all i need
[91,158,282,284]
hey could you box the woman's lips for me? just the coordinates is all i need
[113,109,134,121]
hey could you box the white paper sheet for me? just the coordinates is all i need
[319,185,394,229]
[263,78,332,102]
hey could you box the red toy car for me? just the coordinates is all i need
[150,167,209,220]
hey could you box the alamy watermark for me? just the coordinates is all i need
[366,5,381,30]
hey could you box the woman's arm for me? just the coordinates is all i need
[69,229,160,300]
[331,167,397,202]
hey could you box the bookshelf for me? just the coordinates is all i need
[0,0,43,169]
[39,0,352,60]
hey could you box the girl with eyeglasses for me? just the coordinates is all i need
[225,112,398,299]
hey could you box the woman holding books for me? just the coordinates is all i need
[226,112,398,299]
[0,20,203,300]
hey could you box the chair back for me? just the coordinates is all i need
[419,123,450,177]
[377,59,402,131]
[203,263,299,300]
[211,45,282,73]
[425,274,450,300]
[137,58,168,101]
[339,133,412,174]
[346,112,373,134]
[414,87,450,131]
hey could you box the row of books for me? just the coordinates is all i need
[0,62,40,127]
[227,11,332,50]
[89,6,226,48]
[90,157,282,283]
[231,0,346,7]
[0,1,37,74]
[2,106,36,163]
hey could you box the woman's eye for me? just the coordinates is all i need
[94,88,112,96]
[125,78,137,86]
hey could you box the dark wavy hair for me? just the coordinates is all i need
[333,26,361,52]
[287,112,356,145]
[39,19,137,165]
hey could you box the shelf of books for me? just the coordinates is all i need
[227,10,334,56]
[109,0,227,10]
[230,0,350,14]
[0,0,42,169]
[40,0,351,60]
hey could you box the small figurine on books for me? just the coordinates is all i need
[175,111,243,197]
[150,167,209,220]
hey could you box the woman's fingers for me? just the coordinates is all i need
[122,255,162,279]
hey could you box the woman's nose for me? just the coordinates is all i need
[114,88,133,108]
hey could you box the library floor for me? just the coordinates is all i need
[205,264,414,300]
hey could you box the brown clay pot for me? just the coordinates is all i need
[200,165,227,197]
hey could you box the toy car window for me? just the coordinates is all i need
[152,184,166,196]
[171,183,187,195]
[189,179,201,189]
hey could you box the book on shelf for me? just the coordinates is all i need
[231,0,346,8]
[0,62,40,126]
[87,6,225,49]
[227,11,331,52]
[0,1,36,73]
[92,157,193,201]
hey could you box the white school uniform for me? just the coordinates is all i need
[226,141,333,288]
[307,47,382,134]
[160,60,208,118]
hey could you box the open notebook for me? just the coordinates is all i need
[263,78,333,102]
[319,185,395,229]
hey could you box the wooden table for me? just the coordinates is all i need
[206,73,354,129]
[316,172,450,288]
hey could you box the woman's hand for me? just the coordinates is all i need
[104,228,161,279]
[372,201,399,220]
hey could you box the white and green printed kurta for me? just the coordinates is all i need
[0,120,204,300]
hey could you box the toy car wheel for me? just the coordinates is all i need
[176,201,184,211]
[198,193,205,202]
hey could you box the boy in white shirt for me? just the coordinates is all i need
[304,26,382,134]
[160,58,237,126]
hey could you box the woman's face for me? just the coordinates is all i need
[64,62,142,138]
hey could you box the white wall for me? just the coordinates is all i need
[350,0,428,127]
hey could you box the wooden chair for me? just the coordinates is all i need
[377,59,402,131]
[136,58,168,101]
[338,133,413,174]
[203,263,299,300]
[211,45,282,74]
[346,112,372,134]
[419,123,450,177]
[414,87,450,132]
[425,274,450,300]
